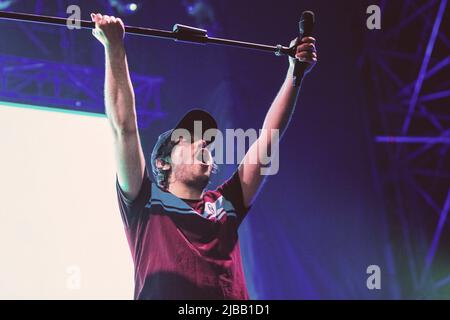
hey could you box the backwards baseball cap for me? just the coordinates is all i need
[150,109,218,181]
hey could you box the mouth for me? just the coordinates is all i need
[195,148,212,166]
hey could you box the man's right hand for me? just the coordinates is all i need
[91,13,125,48]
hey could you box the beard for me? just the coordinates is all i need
[173,164,210,191]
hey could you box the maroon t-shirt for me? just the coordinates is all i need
[115,167,251,300]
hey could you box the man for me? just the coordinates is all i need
[91,12,317,299]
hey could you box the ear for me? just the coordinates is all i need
[155,158,171,171]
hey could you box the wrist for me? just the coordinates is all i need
[286,66,294,79]
[105,42,125,56]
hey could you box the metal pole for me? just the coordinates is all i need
[0,11,293,57]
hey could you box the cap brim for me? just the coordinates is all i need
[174,109,218,144]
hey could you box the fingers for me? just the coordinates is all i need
[290,36,316,46]
[290,36,317,53]
[288,36,318,71]
[301,36,315,44]
[90,13,122,27]
[297,42,316,53]
[117,18,125,28]
[91,13,101,25]
[91,13,102,39]
[295,51,317,63]
[294,37,317,62]
[91,13,125,46]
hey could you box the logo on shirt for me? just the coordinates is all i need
[206,203,216,217]
[204,202,227,220]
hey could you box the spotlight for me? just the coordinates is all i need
[127,3,138,12]
[108,0,140,15]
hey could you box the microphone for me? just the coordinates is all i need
[293,11,315,87]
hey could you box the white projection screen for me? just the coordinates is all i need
[0,102,134,299]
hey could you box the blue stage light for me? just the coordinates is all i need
[0,0,16,10]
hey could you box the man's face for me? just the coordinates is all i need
[169,134,213,190]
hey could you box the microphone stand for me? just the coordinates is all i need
[0,11,296,58]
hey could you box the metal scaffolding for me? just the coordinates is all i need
[0,0,165,128]
[360,0,450,298]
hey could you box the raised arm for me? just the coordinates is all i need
[91,13,146,201]
[238,37,317,208]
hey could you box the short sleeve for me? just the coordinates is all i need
[116,166,152,229]
[216,170,251,225]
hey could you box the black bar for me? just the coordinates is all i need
[0,11,175,39]
[0,10,293,56]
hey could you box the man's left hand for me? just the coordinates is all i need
[288,36,317,74]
